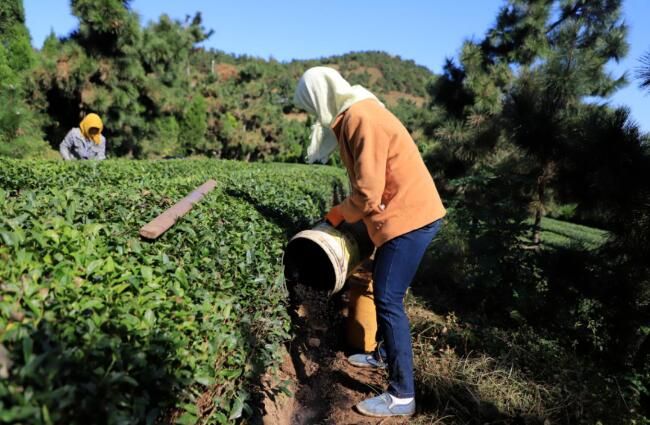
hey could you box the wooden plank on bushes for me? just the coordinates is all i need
[139,179,217,240]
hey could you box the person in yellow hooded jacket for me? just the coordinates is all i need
[59,113,106,160]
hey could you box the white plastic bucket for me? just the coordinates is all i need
[283,221,374,294]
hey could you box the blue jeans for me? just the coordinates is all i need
[373,219,443,398]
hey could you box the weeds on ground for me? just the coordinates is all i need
[406,297,638,424]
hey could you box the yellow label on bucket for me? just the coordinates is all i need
[316,224,358,268]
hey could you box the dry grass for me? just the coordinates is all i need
[413,345,555,422]
[406,300,565,424]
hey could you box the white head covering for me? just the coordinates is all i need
[293,67,383,164]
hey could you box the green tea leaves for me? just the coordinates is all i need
[0,158,346,424]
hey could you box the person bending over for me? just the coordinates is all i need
[60,113,106,160]
[293,66,446,418]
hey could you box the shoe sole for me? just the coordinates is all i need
[347,360,386,369]
[355,404,414,417]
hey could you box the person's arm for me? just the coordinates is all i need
[59,129,76,160]
[339,114,389,223]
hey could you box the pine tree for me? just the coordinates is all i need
[638,50,650,91]
[0,0,48,158]
[0,0,34,78]
[429,0,649,381]
[179,95,208,154]
[33,0,211,157]
[70,0,141,56]
[430,0,629,243]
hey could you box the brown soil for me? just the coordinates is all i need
[258,277,409,425]
[383,91,426,108]
[215,63,238,81]
[283,112,308,123]
[358,66,383,85]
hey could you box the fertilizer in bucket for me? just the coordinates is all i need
[283,221,374,294]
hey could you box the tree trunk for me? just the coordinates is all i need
[531,162,556,246]
[531,176,545,246]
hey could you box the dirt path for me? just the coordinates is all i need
[260,281,409,425]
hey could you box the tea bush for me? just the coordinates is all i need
[0,158,347,424]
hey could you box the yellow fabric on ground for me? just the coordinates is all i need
[346,275,377,352]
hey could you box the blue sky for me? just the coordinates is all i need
[23,0,649,133]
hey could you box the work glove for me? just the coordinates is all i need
[325,204,345,227]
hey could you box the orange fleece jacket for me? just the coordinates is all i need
[331,99,446,247]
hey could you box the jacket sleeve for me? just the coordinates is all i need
[98,137,107,160]
[339,113,389,223]
[59,129,76,160]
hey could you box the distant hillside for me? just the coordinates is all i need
[197,50,435,101]
[298,51,434,100]
[182,49,438,162]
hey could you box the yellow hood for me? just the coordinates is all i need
[80,113,103,144]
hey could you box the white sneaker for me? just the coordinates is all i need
[347,353,387,369]
[356,393,416,417]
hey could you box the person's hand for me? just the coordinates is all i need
[325,204,344,227]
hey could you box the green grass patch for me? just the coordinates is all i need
[534,217,609,250]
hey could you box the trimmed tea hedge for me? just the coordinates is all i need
[0,159,347,424]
